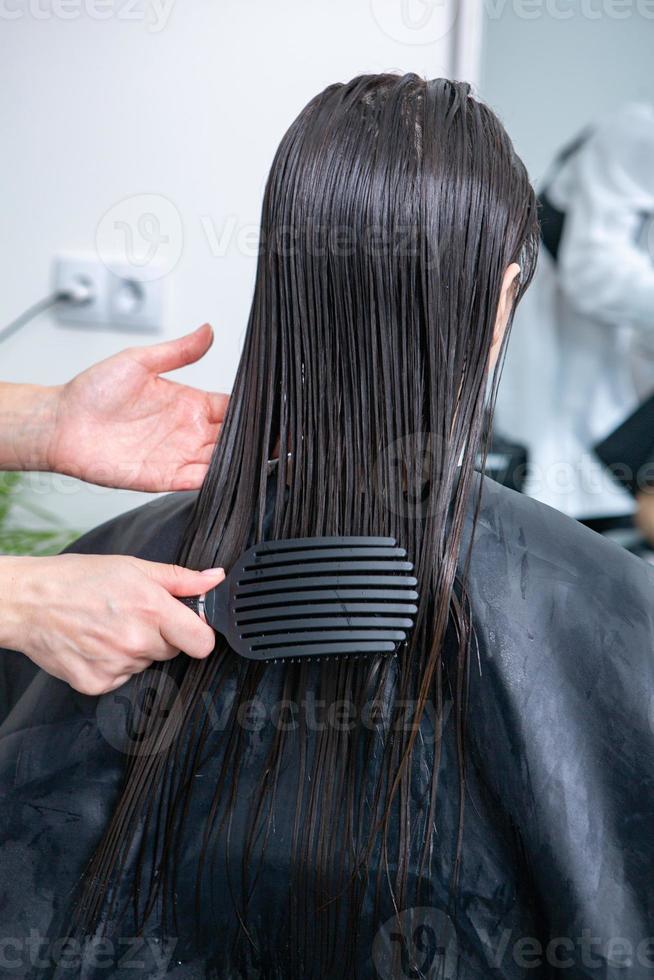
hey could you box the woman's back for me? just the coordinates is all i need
[1,474,653,978]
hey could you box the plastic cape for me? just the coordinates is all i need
[1,475,653,979]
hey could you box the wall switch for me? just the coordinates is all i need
[54,255,163,331]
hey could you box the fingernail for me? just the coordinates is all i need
[201,567,224,575]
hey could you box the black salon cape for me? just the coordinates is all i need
[1,476,654,979]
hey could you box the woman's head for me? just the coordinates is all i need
[77,74,538,975]
[187,73,538,564]
[260,72,534,373]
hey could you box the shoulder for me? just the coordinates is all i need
[65,491,198,564]
[466,475,654,748]
[463,478,654,948]
[466,473,654,677]
[472,472,654,603]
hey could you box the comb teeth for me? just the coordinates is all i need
[266,650,402,666]
[231,537,418,663]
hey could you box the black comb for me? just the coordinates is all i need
[181,536,418,663]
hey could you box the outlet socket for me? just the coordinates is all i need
[54,255,163,331]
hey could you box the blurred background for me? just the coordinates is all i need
[0,0,652,550]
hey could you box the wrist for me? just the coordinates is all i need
[0,383,64,473]
[0,555,38,652]
[41,384,65,474]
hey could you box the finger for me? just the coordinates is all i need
[134,323,214,374]
[195,442,218,463]
[169,463,212,492]
[158,594,216,660]
[207,392,230,424]
[106,674,134,692]
[146,642,181,662]
[130,560,225,597]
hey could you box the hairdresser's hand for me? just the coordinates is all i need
[47,324,229,491]
[0,554,224,695]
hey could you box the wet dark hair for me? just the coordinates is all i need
[76,74,538,975]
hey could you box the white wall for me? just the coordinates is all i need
[479,0,654,182]
[0,0,458,533]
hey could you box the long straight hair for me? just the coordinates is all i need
[76,74,538,975]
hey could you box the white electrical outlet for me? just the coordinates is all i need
[54,255,163,331]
